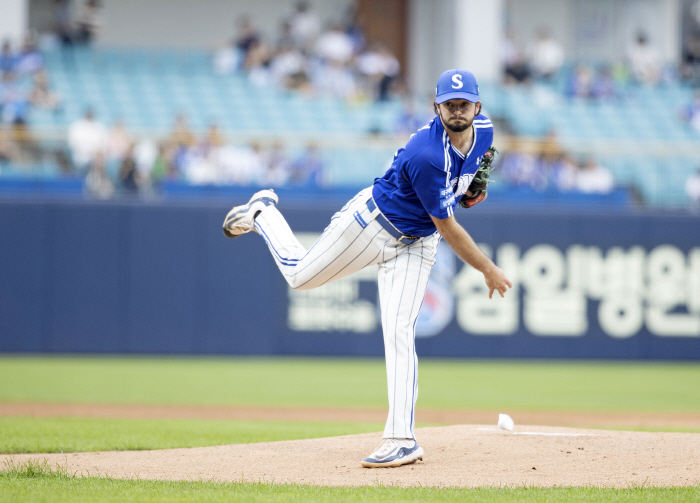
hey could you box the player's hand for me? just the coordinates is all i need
[462,190,488,208]
[483,264,512,299]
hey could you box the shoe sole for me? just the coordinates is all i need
[222,191,278,239]
[361,446,424,468]
[222,206,252,238]
[361,455,423,468]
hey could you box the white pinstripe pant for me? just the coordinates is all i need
[254,187,440,439]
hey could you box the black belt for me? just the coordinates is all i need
[366,198,420,245]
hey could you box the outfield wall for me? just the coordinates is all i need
[1,197,699,359]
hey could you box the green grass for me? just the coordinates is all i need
[2,357,698,499]
[1,356,700,412]
[1,459,699,503]
[0,416,383,454]
[1,356,699,457]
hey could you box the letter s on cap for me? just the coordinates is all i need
[451,74,463,89]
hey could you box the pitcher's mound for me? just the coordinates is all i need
[4,425,699,487]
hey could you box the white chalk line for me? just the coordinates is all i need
[513,432,595,437]
[476,427,596,437]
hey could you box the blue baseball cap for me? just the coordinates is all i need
[435,69,479,104]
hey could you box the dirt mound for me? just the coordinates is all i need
[3,425,699,487]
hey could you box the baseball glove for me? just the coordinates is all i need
[459,146,498,208]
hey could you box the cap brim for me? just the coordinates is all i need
[436,91,479,104]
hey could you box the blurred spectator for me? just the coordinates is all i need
[681,33,700,84]
[566,64,619,102]
[106,119,132,164]
[686,167,700,211]
[203,123,225,148]
[285,67,312,92]
[133,137,159,192]
[73,0,103,45]
[528,28,564,81]
[343,4,366,55]
[315,23,354,65]
[538,133,578,191]
[244,40,274,87]
[118,143,139,194]
[501,30,530,85]
[54,149,73,174]
[67,109,107,172]
[15,36,44,75]
[567,64,595,99]
[287,1,321,51]
[52,0,73,46]
[0,126,19,167]
[574,158,614,194]
[213,17,261,76]
[29,70,62,112]
[184,124,226,185]
[315,60,356,99]
[626,31,661,85]
[170,142,190,179]
[185,143,218,185]
[0,71,38,162]
[537,131,567,190]
[356,43,400,101]
[270,43,308,89]
[500,133,581,192]
[289,142,325,186]
[234,17,261,66]
[551,154,579,191]
[150,143,169,184]
[498,148,546,189]
[0,40,16,74]
[218,142,265,185]
[683,90,700,134]
[134,135,157,170]
[85,151,113,199]
[591,64,618,100]
[0,72,30,125]
[213,42,239,76]
[166,114,196,150]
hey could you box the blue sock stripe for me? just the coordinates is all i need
[257,220,300,264]
[255,222,299,266]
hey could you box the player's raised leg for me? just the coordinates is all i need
[225,187,391,291]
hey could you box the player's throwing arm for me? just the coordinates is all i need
[431,213,512,299]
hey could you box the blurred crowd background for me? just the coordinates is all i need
[1,0,699,210]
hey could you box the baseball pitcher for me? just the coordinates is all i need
[223,69,512,468]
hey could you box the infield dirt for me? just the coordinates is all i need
[3,424,700,488]
[3,402,700,430]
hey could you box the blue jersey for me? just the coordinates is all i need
[372,114,494,237]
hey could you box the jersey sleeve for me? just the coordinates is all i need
[403,149,456,220]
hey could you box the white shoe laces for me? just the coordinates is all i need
[372,438,413,457]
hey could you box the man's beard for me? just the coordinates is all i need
[444,120,470,133]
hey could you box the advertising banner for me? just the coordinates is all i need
[1,200,698,359]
